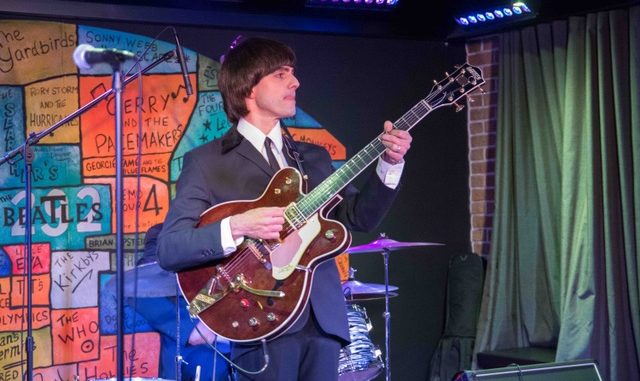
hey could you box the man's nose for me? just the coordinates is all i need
[290,75,300,89]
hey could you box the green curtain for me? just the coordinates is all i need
[474,6,639,381]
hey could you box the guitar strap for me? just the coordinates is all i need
[281,123,309,193]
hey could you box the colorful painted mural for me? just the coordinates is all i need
[0,20,347,380]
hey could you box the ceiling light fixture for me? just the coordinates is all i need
[455,2,534,27]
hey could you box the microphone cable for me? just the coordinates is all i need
[190,316,271,377]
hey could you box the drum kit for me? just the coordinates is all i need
[339,236,443,381]
[116,235,442,381]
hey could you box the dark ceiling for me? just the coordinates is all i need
[2,0,638,40]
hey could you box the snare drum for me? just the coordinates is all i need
[338,304,384,381]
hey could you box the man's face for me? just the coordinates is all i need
[249,65,299,120]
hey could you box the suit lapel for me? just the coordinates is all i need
[222,127,276,177]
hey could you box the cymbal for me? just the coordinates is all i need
[342,280,399,302]
[346,238,444,254]
[106,262,177,298]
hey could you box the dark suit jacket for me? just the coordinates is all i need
[157,127,399,344]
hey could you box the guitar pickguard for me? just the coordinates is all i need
[271,213,321,280]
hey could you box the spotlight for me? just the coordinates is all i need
[452,2,537,32]
[306,0,399,9]
[513,2,531,12]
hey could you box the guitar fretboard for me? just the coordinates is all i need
[286,62,484,224]
[293,99,433,221]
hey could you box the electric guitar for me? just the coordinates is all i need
[176,63,485,343]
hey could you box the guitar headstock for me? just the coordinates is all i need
[427,63,485,111]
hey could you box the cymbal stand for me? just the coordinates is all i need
[382,246,392,381]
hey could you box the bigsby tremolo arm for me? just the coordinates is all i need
[233,274,285,298]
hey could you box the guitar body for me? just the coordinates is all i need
[177,167,351,343]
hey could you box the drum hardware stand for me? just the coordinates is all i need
[0,51,175,381]
[175,284,184,381]
[346,235,443,381]
[381,240,392,381]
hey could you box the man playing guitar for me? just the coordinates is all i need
[156,36,412,380]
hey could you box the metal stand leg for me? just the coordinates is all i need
[175,286,183,381]
[382,248,391,381]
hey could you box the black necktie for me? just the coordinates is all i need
[264,137,280,171]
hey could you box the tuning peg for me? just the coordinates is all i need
[454,64,461,69]
[454,102,465,112]
[479,87,486,94]
[433,79,438,85]
[445,71,450,76]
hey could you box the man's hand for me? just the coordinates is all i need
[380,120,412,164]
[229,207,285,241]
[188,321,218,345]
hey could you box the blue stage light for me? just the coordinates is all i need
[513,2,531,12]
[306,0,399,9]
[453,2,535,28]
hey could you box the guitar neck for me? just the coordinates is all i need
[294,99,434,219]
[289,62,485,221]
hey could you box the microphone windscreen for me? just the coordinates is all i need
[73,44,93,70]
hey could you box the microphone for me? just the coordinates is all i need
[173,30,193,98]
[73,44,135,69]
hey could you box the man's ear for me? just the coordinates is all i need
[247,87,256,99]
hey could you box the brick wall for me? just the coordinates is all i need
[466,36,499,256]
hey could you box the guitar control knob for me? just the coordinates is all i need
[324,229,335,240]
[232,321,239,328]
[240,298,250,309]
[248,317,259,327]
[266,313,277,322]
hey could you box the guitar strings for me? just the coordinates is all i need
[203,72,464,298]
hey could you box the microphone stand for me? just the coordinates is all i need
[0,50,175,381]
[111,60,126,381]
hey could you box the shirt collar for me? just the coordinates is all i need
[237,118,284,153]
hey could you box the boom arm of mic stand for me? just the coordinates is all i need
[0,50,176,166]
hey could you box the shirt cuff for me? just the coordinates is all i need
[376,158,405,189]
[220,217,244,256]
